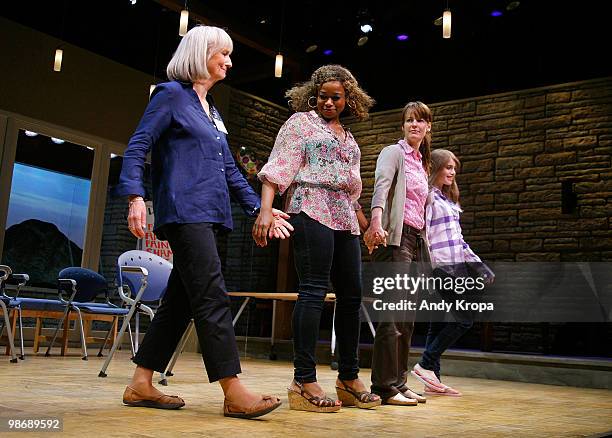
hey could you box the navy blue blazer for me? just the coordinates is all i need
[115,80,260,235]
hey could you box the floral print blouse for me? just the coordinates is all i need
[258,111,362,235]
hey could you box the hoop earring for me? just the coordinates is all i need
[307,96,317,109]
[347,100,357,110]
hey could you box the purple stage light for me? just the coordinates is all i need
[491,10,503,17]
[396,34,409,41]
[323,49,333,55]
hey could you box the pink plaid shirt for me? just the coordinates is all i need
[399,139,428,230]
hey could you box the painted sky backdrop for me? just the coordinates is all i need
[6,163,90,248]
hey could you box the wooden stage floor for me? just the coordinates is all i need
[1,349,611,437]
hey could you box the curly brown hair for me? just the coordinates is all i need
[285,64,375,121]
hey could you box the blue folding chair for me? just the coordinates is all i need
[98,250,172,378]
[44,267,132,360]
[0,265,23,363]
[0,267,30,361]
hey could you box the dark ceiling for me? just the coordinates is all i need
[2,0,611,112]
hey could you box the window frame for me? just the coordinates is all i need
[0,110,127,291]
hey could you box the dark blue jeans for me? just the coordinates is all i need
[291,213,362,383]
[419,268,474,381]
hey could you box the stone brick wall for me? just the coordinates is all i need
[347,77,612,356]
[350,77,612,262]
[225,89,290,171]
[221,89,290,294]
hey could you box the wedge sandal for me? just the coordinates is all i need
[335,379,381,409]
[287,380,341,413]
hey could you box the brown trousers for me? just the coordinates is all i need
[370,224,427,399]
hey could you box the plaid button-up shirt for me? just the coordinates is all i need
[426,187,481,265]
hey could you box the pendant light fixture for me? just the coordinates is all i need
[275,0,286,78]
[443,0,452,39]
[53,47,64,72]
[53,0,68,72]
[179,1,189,36]
[275,54,283,78]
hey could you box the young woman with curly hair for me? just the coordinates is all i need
[253,64,381,412]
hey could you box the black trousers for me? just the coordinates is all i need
[370,224,424,399]
[132,223,241,382]
[291,213,362,383]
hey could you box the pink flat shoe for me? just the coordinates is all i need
[411,365,446,392]
[424,386,462,397]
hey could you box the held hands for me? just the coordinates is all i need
[270,208,294,240]
[252,208,294,247]
[127,197,146,239]
[356,209,369,234]
[364,224,388,255]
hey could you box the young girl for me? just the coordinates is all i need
[411,148,493,396]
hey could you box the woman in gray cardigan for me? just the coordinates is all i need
[364,101,433,405]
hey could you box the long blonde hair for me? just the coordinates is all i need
[429,149,461,204]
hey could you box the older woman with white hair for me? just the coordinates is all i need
[116,25,288,419]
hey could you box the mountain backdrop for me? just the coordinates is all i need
[2,219,82,288]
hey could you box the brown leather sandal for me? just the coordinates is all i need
[122,385,185,410]
[223,394,282,419]
[287,380,341,413]
[335,379,381,409]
